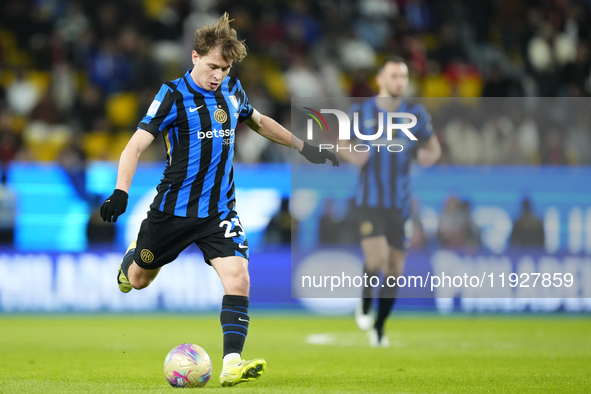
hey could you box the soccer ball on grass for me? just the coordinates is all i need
[163,343,212,388]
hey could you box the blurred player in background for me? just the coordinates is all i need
[344,57,441,347]
[99,13,338,386]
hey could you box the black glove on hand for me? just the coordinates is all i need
[100,189,128,223]
[299,142,340,167]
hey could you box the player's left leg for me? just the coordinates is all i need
[371,247,406,347]
[356,207,390,331]
[118,209,192,292]
[117,241,137,293]
[211,256,266,387]
[117,241,162,291]
[127,261,162,289]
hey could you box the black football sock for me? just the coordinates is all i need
[374,298,395,338]
[374,280,398,338]
[121,246,135,278]
[220,295,250,357]
[374,285,398,338]
[362,265,379,314]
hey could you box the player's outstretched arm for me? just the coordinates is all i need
[243,109,339,167]
[416,134,441,167]
[100,129,155,222]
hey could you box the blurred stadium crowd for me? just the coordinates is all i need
[1,0,591,167]
[267,194,545,250]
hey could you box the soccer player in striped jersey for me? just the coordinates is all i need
[344,57,441,347]
[99,14,338,386]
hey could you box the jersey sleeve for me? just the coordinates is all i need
[138,83,176,137]
[235,80,254,123]
[412,104,434,142]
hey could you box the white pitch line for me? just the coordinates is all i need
[305,332,406,347]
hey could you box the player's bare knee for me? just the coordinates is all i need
[226,270,249,294]
[129,274,151,290]
[385,263,404,278]
[235,270,250,290]
[363,243,389,270]
[131,281,148,290]
[366,252,389,270]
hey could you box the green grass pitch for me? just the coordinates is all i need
[0,313,589,393]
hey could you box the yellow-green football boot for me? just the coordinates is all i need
[117,241,136,293]
[219,358,266,387]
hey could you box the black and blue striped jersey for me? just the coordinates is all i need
[138,70,253,218]
[354,98,433,219]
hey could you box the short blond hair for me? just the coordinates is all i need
[194,13,247,63]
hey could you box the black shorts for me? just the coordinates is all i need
[358,207,412,250]
[134,209,249,269]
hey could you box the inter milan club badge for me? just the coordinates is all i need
[141,249,155,264]
[214,108,227,123]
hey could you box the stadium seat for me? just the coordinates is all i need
[106,92,140,128]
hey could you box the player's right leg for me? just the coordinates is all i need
[357,207,391,330]
[211,256,266,387]
[370,247,406,347]
[370,211,410,347]
[200,211,265,387]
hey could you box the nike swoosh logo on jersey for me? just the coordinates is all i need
[189,105,204,112]
[238,317,249,322]
[238,243,248,249]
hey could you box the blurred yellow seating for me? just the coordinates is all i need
[421,74,452,97]
[143,0,170,19]
[263,69,288,102]
[0,30,16,50]
[82,131,111,161]
[28,71,51,93]
[0,31,33,68]
[340,74,352,93]
[0,69,15,88]
[108,132,134,161]
[74,71,89,91]
[106,92,139,128]
[23,122,72,161]
[420,34,438,51]
[257,58,288,102]
[457,75,483,98]
[11,114,27,134]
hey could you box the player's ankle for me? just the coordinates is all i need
[374,325,383,339]
[223,353,241,368]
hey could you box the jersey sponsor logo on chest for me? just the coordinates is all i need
[197,128,235,140]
